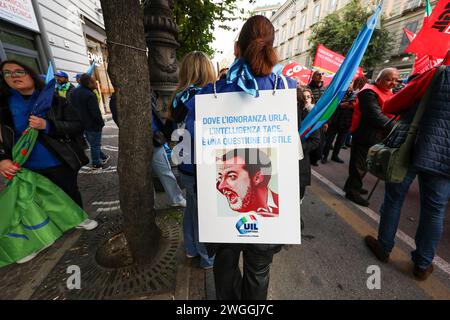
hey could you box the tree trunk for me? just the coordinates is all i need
[99,0,161,265]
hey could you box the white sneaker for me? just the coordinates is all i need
[76,219,98,231]
[16,252,38,264]
[170,199,186,208]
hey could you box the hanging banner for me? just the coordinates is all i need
[0,0,40,32]
[195,90,301,244]
[313,44,364,77]
[282,62,313,86]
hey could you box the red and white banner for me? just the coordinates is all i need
[0,0,39,32]
[282,62,313,86]
[313,44,364,78]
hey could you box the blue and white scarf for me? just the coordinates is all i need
[226,59,283,97]
[172,85,202,110]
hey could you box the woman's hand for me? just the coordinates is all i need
[0,160,20,178]
[29,116,47,130]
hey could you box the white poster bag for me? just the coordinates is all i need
[195,86,301,244]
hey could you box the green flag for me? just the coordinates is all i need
[0,128,88,267]
[425,0,432,17]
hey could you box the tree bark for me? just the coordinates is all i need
[99,0,161,265]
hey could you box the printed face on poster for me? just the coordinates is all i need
[195,89,301,244]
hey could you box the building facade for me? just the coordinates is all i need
[270,0,437,79]
[0,0,112,113]
[373,0,439,79]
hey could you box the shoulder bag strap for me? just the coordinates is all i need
[409,65,446,134]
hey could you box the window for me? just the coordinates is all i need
[328,0,338,12]
[287,41,292,58]
[399,20,419,54]
[281,24,287,43]
[312,4,321,24]
[299,14,307,32]
[0,30,41,72]
[290,19,296,37]
[296,34,304,52]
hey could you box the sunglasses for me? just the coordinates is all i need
[1,70,28,78]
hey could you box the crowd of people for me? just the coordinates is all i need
[0,14,449,299]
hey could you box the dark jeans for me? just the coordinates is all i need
[34,165,83,208]
[323,124,349,159]
[378,169,417,254]
[344,143,369,194]
[213,244,275,300]
[85,131,107,166]
[378,168,450,268]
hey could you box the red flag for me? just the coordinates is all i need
[403,28,416,42]
[282,62,313,86]
[403,28,443,74]
[405,0,450,59]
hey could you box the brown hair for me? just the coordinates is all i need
[302,88,315,104]
[237,15,278,76]
[353,76,368,91]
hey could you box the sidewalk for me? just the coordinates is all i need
[0,120,203,300]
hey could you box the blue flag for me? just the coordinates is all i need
[32,62,56,117]
[299,4,383,139]
[87,59,96,76]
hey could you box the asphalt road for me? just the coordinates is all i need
[267,147,450,300]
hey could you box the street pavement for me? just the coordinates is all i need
[1,121,449,300]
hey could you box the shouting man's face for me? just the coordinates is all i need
[217,157,255,212]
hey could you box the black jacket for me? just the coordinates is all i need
[70,86,104,132]
[352,90,394,147]
[298,108,321,187]
[0,93,89,171]
[307,81,326,103]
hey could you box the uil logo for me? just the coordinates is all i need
[235,215,259,235]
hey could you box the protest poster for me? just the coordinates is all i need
[195,89,301,244]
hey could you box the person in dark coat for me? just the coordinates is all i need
[70,73,109,169]
[307,71,327,166]
[343,68,398,207]
[297,88,320,199]
[322,85,357,164]
[109,83,119,127]
[0,60,92,217]
[55,71,75,99]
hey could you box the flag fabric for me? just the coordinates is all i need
[312,44,364,78]
[425,0,433,18]
[282,62,313,86]
[403,28,442,74]
[87,58,97,76]
[299,5,383,139]
[0,63,88,268]
[405,0,450,59]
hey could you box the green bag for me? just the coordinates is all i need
[0,128,88,267]
[366,66,444,183]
